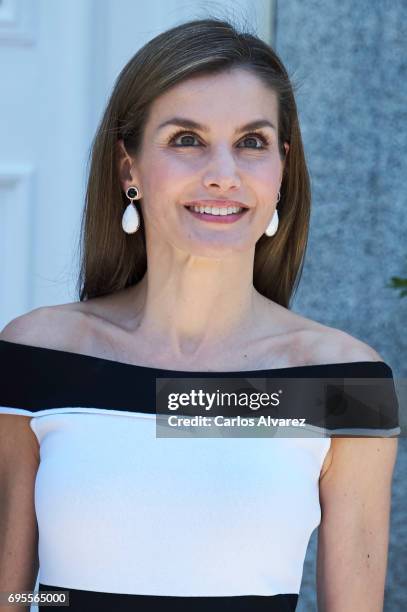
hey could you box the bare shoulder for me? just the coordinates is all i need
[0,309,61,456]
[261,296,383,364]
[0,303,90,353]
[0,305,90,449]
[302,322,385,365]
[275,302,384,365]
[313,326,393,481]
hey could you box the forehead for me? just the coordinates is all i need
[148,68,278,127]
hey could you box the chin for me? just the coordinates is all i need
[179,240,254,258]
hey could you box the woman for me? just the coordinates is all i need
[0,17,399,612]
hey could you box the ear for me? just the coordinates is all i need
[281,141,290,175]
[116,139,140,193]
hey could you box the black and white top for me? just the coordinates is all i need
[0,340,400,611]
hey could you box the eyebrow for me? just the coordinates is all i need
[156,117,277,133]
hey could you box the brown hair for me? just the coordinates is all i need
[76,16,310,308]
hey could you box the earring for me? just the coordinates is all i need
[122,186,141,234]
[265,190,280,237]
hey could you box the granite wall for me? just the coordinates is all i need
[274,1,406,609]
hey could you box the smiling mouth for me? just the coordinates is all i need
[183,205,249,225]
[184,205,248,216]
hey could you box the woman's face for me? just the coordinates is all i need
[120,68,289,258]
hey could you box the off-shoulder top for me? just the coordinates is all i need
[0,340,400,612]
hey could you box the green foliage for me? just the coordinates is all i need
[387,257,407,298]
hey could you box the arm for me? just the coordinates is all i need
[316,338,399,611]
[0,415,40,612]
[1,316,43,611]
[317,435,398,611]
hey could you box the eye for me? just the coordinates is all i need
[168,130,201,147]
[237,132,270,149]
[168,130,270,149]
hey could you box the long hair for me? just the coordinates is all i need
[77,17,311,308]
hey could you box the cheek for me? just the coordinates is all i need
[235,150,282,180]
[251,162,281,197]
[144,151,196,196]
[138,159,179,225]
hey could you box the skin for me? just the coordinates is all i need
[114,67,398,610]
[0,66,398,611]
[116,67,290,365]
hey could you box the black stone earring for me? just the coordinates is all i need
[122,186,141,234]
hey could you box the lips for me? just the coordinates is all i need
[185,206,249,224]
[183,200,249,209]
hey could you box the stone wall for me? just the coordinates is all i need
[274,2,407,609]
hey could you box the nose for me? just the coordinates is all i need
[202,145,241,191]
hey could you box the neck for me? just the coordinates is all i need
[128,247,265,363]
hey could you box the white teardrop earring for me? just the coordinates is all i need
[122,186,141,234]
[265,190,281,237]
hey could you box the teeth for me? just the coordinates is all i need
[189,205,243,215]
